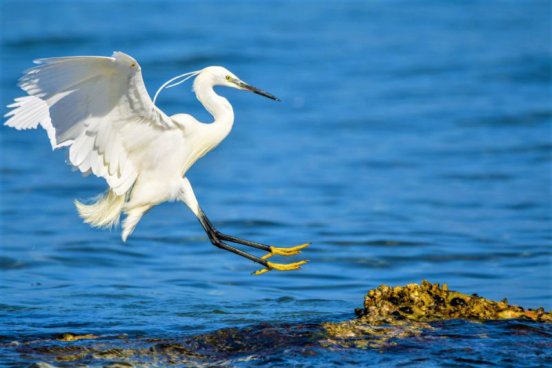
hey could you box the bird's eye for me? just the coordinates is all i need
[225,75,231,81]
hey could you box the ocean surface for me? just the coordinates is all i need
[1,0,551,366]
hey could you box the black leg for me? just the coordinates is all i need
[197,209,269,251]
[198,208,272,249]
[217,232,272,252]
[197,209,269,267]
[196,208,309,274]
[211,239,269,266]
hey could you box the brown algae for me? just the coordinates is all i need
[323,280,551,348]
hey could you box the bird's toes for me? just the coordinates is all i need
[261,243,311,260]
[253,267,271,276]
[252,260,308,276]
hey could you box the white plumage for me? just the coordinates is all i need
[7,52,173,196]
[5,51,308,274]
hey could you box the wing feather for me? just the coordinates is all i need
[4,51,175,195]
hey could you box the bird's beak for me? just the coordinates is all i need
[233,79,280,101]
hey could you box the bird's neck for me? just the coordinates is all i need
[194,76,234,139]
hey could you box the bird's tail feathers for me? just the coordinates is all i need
[121,205,151,242]
[121,209,146,242]
[75,190,125,229]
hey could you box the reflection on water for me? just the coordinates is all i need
[1,0,551,366]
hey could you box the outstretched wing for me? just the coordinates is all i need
[4,51,175,195]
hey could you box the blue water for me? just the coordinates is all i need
[1,0,551,366]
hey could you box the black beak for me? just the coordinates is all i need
[237,80,280,101]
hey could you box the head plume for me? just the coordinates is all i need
[152,70,201,104]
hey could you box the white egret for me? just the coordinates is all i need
[4,51,309,275]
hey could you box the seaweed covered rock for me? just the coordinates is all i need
[356,280,551,323]
[323,280,552,348]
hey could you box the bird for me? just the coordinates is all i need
[4,51,309,275]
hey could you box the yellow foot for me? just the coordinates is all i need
[253,260,308,276]
[261,243,311,260]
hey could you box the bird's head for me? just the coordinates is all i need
[201,66,280,101]
[152,66,280,104]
